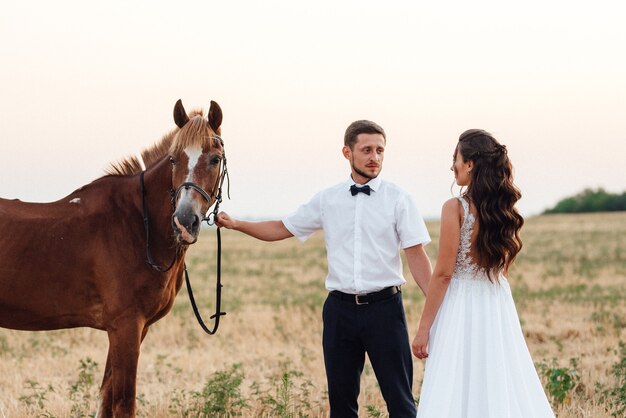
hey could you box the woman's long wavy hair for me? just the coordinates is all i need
[457,129,524,279]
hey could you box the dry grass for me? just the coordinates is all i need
[0,212,625,417]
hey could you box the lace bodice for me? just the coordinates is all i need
[452,197,485,280]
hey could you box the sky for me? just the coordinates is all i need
[1,0,624,219]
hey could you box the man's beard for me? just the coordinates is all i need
[352,159,380,181]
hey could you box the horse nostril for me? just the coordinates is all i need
[191,215,200,232]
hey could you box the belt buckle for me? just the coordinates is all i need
[355,294,369,305]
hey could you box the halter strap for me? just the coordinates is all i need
[140,171,179,272]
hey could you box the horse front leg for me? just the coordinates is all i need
[99,318,145,418]
[97,349,113,418]
[98,325,151,418]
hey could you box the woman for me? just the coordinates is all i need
[412,129,554,417]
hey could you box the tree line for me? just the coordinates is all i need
[543,188,626,214]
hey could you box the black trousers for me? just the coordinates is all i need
[322,291,417,418]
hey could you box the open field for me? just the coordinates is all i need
[1,211,625,417]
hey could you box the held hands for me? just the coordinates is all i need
[412,327,430,359]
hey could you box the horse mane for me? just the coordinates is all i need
[105,109,218,176]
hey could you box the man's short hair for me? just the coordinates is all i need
[344,120,386,149]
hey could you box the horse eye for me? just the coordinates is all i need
[169,157,177,165]
[210,156,222,166]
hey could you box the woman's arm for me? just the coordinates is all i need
[412,198,462,359]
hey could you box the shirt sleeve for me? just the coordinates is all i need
[281,191,323,242]
[395,193,431,249]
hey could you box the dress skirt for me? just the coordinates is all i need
[416,275,555,418]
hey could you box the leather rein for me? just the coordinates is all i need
[139,138,230,335]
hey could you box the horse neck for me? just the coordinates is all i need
[140,157,183,261]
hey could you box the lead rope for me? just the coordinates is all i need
[184,154,229,334]
[183,226,225,335]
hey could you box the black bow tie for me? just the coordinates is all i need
[350,184,371,196]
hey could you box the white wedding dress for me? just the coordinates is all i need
[416,197,554,418]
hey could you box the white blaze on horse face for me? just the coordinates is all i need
[185,145,202,179]
[179,145,204,213]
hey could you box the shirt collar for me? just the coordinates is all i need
[347,175,382,193]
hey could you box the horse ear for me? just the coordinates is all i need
[208,100,223,132]
[173,99,189,128]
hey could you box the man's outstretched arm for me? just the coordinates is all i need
[216,212,294,241]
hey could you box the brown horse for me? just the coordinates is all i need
[0,99,225,417]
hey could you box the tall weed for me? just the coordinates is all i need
[253,368,315,417]
[596,341,626,417]
[68,357,99,417]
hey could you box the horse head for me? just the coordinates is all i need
[170,99,225,245]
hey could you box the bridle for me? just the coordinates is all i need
[140,134,230,335]
[171,135,230,226]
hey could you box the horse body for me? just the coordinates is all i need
[0,158,183,331]
[0,100,224,417]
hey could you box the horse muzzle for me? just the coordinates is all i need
[172,210,201,244]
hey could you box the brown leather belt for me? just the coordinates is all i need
[330,286,400,305]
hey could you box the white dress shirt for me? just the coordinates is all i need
[282,176,431,294]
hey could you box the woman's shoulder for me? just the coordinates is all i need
[441,198,464,226]
[441,197,462,213]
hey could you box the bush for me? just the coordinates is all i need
[170,363,248,417]
[544,188,626,214]
[537,358,581,405]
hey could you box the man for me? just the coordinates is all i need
[216,120,432,417]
